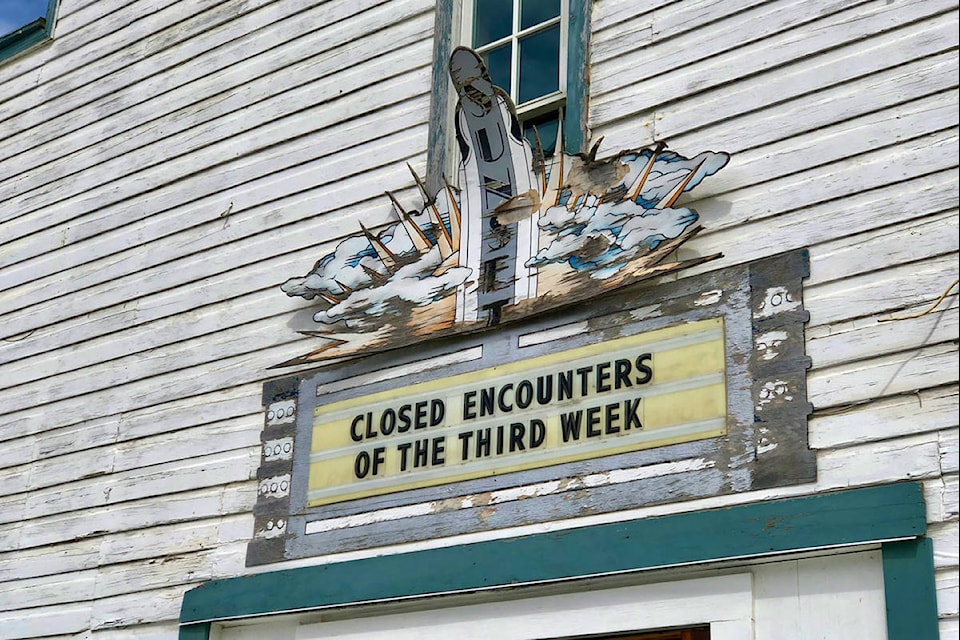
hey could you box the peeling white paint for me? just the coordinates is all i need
[258,474,291,499]
[518,322,589,348]
[755,286,801,318]
[756,380,793,410]
[305,502,437,534]
[694,289,723,306]
[755,330,788,360]
[581,458,715,487]
[489,480,564,504]
[257,519,287,540]
[263,438,294,462]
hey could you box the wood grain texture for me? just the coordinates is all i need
[0,0,956,635]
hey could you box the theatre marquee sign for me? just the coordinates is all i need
[249,249,813,565]
[310,318,725,507]
[245,48,813,565]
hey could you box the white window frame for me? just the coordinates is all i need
[460,0,569,121]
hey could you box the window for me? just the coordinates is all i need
[0,0,58,63]
[464,0,567,154]
[426,0,589,191]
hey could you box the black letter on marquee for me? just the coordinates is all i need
[480,387,496,417]
[536,375,554,404]
[354,450,371,479]
[397,442,412,471]
[463,391,477,420]
[350,414,365,442]
[431,437,446,466]
[458,431,473,460]
[430,399,446,426]
[560,410,583,442]
[558,370,574,401]
[614,359,633,389]
[635,353,653,384]
[623,398,643,430]
[530,419,546,448]
[516,379,533,409]
[497,383,514,413]
[509,422,525,452]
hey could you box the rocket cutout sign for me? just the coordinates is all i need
[278,48,730,367]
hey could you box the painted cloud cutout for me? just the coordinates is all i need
[277,47,730,365]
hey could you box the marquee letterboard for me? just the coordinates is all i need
[248,250,813,565]
[309,318,726,507]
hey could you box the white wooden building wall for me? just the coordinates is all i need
[0,0,956,637]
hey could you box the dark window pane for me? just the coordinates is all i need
[473,0,513,47]
[523,111,561,156]
[480,44,512,94]
[520,0,560,30]
[518,25,560,103]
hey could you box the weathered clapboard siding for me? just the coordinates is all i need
[665,50,959,156]
[14,482,256,551]
[0,0,181,99]
[0,119,430,340]
[686,133,958,252]
[3,41,433,255]
[592,0,880,99]
[591,0,956,126]
[594,8,957,148]
[0,122,430,335]
[810,385,959,450]
[0,6,432,232]
[0,514,250,583]
[2,1,430,197]
[591,0,773,67]
[0,0,384,161]
[0,415,261,500]
[0,129,951,420]
[0,66,431,280]
[0,0,957,636]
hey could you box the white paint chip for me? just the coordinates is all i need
[694,289,723,306]
[755,331,788,361]
[755,286,800,318]
[518,322,588,348]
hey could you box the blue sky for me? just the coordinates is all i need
[0,0,49,37]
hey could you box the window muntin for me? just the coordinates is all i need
[464,0,568,153]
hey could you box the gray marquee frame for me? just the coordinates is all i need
[248,249,814,565]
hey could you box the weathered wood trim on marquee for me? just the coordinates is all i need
[180,482,938,639]
[248,249,815,564]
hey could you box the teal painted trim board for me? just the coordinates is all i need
[0,20,46,62]
[883,537,940,640]
[181,482,929,635]
[178,623,210,640]
[563,0,590,155]
[44,0,59,28]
